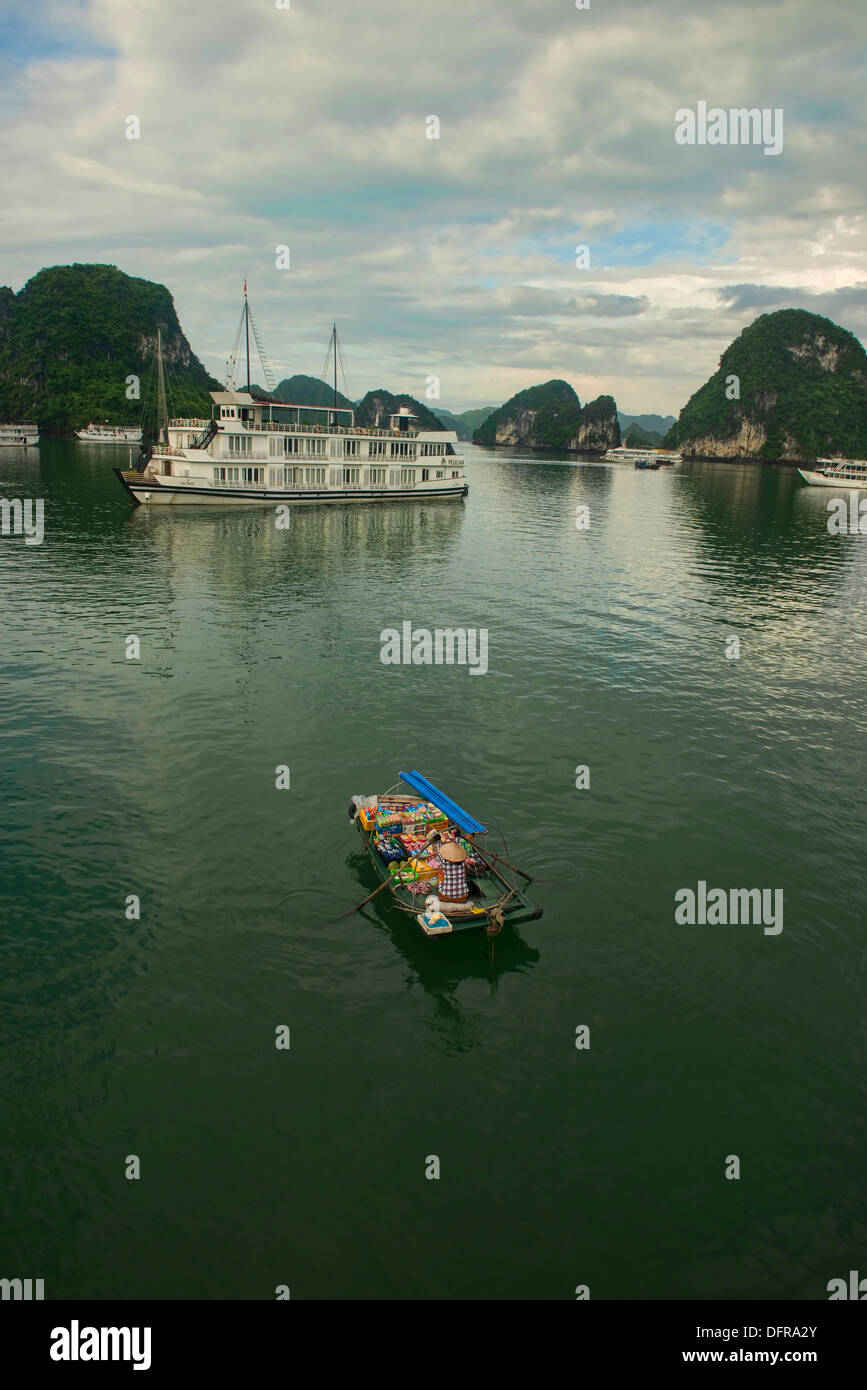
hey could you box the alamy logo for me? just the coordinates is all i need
[0,497,44,545]
[0,1276,44,1299]
[675,882,783,935]
[50,1320,152,1371]
[827,493,867,535]
[674,103,783,156]
[827,1270,867,1299]
[380,622,488,675]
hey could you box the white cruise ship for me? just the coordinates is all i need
[76,422,142,444]
[602,444,682,464]
[116,304,467,507]
[797,457,867,489]
[0,423,39,447]
[116,393,467,506]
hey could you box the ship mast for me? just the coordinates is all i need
[244,279,251,394]
[332,323,338,408]
[156,327,168,442]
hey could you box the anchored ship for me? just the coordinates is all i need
[115,293,467,507]
[798,457,867,489]
[603,445,682,464]
[76,422,143,444]
[0,423,39,447]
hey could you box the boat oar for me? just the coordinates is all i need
[474,843,573,887]
[282,828,443,925]
[278,874,396,926]
[320,877,397,925]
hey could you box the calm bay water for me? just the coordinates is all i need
[0,438,864,1300]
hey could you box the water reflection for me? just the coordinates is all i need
[678,459,858,607]
[347,847,540,1045]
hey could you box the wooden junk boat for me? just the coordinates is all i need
[348,770,543,937]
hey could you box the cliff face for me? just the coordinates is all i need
[473,380,619,452]
[0,264,219,430]
[666,309,867,461]
[492,405,548,445]
[571,395,619,452]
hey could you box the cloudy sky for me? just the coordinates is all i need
[1,0,866,414]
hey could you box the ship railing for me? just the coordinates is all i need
[242,421,424,439]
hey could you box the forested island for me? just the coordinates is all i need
[0,265,217,429]
[473,380,620,452]
[3,265,866,464]
[663,310,867,461]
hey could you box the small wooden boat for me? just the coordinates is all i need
[348,769,543,937]
[634,455,661,470]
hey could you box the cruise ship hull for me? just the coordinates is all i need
[798,467,867,488]
[115,470,468,506]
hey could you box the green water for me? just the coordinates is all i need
[0,439,864,1300]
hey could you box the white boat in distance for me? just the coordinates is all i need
[76,422,142,443]
[0,423,39,446]
[603,444,682,464]
[115,305,467,507]
[798,457,867,488]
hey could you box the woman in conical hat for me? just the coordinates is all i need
[437,838,469,903]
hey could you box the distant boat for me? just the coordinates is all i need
[798,456,867,488]
[604,445,680,464]
[634,456,661,470]
[0,423,39,447]
[76,422,142,444]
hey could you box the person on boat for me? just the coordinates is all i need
[437,840,469,903]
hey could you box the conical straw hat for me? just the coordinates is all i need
[439,840,468,863]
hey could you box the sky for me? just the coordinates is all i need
[1,0,866,415]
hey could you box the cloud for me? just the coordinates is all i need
[0,0,865,411]
[718,282,867,318]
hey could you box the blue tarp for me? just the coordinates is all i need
[399,770,487,835]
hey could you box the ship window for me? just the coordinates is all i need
[436,470,444,478]
[400,468,417,486]
[422,468,429,481]
[370,467,386,486]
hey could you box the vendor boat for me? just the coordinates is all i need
[348,769,543,937]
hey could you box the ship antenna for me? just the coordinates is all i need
[333,323,338,408]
